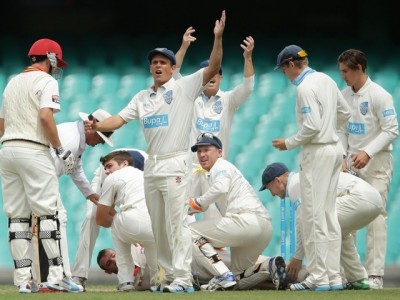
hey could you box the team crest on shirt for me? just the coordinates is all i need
[52,95,60,104]
[176,176,182,184]
[360,101,368,115]
[164,90,173,105]
[212,100,222,114]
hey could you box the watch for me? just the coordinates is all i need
[54,146,64,155]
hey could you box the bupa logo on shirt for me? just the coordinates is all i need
[143,114,169,128]
[383,109,395,117]
[359,101,368,115]
[196,117,220,132]
[164,90,173,104]
[348,122,365,135]
[212,100,223,114]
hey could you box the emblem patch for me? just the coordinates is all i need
[164,90,173,104]
[360,101,368,115]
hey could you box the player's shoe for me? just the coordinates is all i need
[368,276,383,289]
[72,276,87,292]
[345,278,370,290]
[268,256,288,290]
[18,281,39,293]
[201,271,237,291]
[150,283,167,293]
[290,280,330,291]
[48,277,83,292]
[163,282,195,293]
[117,282,135,292]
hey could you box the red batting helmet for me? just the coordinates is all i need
[28,38,67,67]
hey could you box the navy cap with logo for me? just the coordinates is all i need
[274,45,308,70]
[199,59,223,75]
[191,132,223,152]
[259,162,289,191]
[148,48,176,65]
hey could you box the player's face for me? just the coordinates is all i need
[339,62,361,88]
[99,250,118,274]
[103,159,126,175]
[86,132,105,147]
[196,145,222,171]
[149,54,175,86]
[265,176,286,198]
[204,74,222,96]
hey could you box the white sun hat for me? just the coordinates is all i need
[79,109,114,146]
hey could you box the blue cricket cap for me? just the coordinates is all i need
[259,162,289,191]
[148,48,176,65]
[274,45,308,70]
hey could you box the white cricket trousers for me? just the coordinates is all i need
[189,213,272,276]
[299,142,342,286]
[0,145,64,286]
[71,200,99,279]
[349,151,392,277]
[111,208,158,286]
[144,151,193,287]
[337,180,383,282]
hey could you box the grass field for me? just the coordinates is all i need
[1,285,400,300]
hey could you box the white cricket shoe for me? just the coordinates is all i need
[201,271,237,291]
[369,276,383,290]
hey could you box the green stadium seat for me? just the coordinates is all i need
[90,71,120,99]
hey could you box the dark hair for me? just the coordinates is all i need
[97,248,114,270]
[337,49,368,72]
[100,150,134,166]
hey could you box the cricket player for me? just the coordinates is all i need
[71,147,147,290]
[95,150,158,291]
[84,11,226,293]
[97,245,285,291]
[187,133,285,291]
[337,49,399,289]
[35,108,114,292]
[0,38,75,293]
[272,45,351,291]
[260,162,384,290]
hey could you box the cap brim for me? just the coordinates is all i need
[57,59,67,67]
[79,112,89,121]
[273,65,281,70]
[79,112,114,146]
[259,185,266,191]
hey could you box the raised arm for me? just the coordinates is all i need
[241,36,255,78]
[175,26,197,69]
[203,10,226,86]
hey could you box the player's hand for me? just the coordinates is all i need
[188,198,203,215]
[352,151,370,169]
[87,193,100,205]
[214,10,226,38]
[57,148,75,175]
[272,138,287,151]
[84,117,97,133]
[182,27,196,49]
[241,36,254,58]
[287,258,302,282]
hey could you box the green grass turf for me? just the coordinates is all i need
[1,285,400,300]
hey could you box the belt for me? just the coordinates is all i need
[148,150,187,161]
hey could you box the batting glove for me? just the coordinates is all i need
[188,198,203,215]
[56,147,76,175]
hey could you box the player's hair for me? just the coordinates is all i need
[100,150,134,167]
[97,248,114,270]
[337,49,368,72]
